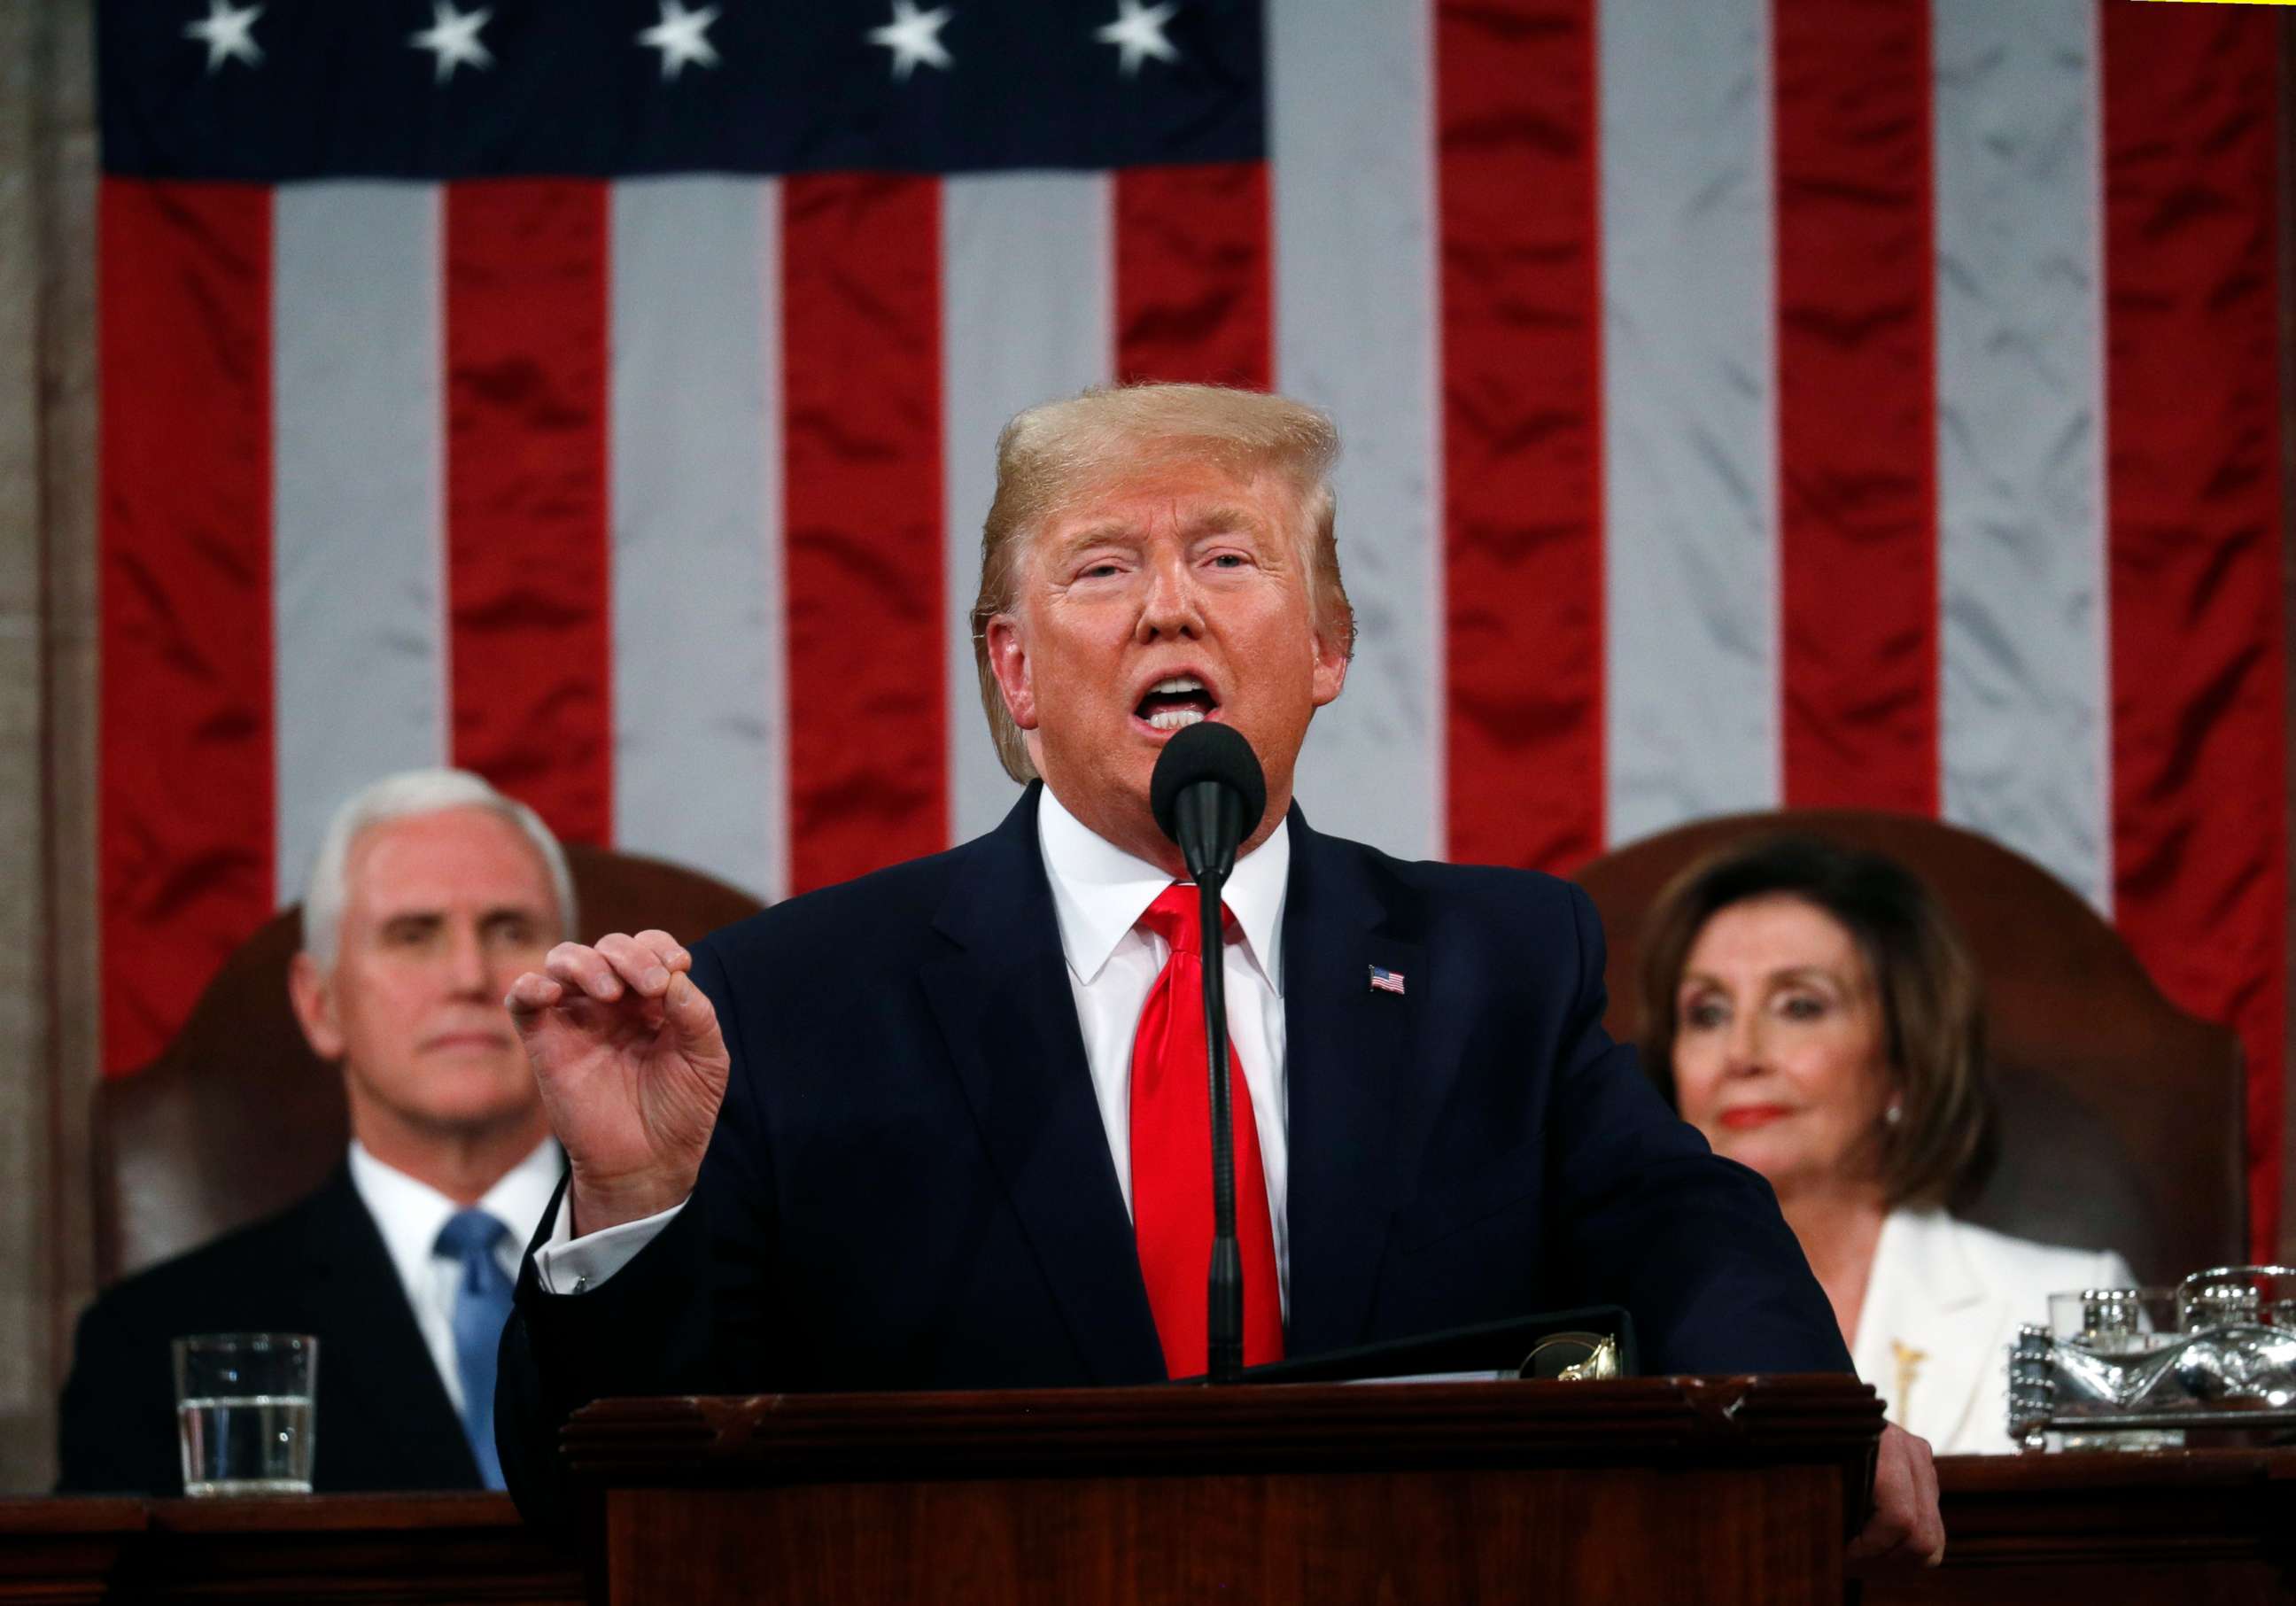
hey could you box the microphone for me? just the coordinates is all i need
[1149,721,1268,1384]
[1150,720,1268,884]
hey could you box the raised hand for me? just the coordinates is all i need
[505,929,732,1235]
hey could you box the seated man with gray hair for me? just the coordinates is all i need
[57,769,570,1494]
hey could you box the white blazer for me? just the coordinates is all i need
[1850,1207,2134,1455]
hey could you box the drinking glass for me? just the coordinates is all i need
[172,1333,317,1496]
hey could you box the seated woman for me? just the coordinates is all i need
[1637,834,2133,1454]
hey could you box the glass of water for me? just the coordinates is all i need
[172,1333,317,1496]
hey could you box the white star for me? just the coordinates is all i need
[183,0,263,74]
[409,1,493,84]
[866,0,954,84]
[637,0,720,81]
[1096,0,1179,77]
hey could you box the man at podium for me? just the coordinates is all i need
[499,384,1943,1563]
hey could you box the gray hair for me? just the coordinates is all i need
[300,768,576,970]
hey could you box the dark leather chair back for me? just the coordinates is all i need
[1572,811,2245,1286]
[95,843,764,1283]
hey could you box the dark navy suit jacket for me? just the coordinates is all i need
[58,1168,483,1494]
[499,785,1850,1513]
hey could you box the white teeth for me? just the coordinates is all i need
[1152,676,1205,694]
[1147,708,1206,731]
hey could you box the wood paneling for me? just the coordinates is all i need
[0,1494,580,1604]
[0,0,99,1496]
[2,1441,2291,1603]
[570,1377,1881,1605]
[1868,1449,2296,1606]
[0,0,53,1501]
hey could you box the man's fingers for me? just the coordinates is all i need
[1908,1431,1944,1563]
[1845,1512,1913,1563]
[593,932,678,997]
[1850,1424,1945,1571]
[593,931,692,997]
[511,939,707,1037]
[631,929,692,973]
[663,972,724,1051]
[1886,1424,1944,1563]
[1846,1525,1924,1567]
[1848,1428,1912,1561]
[503,971,566,1016]
[544,942,626,1001]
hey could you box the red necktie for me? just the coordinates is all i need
[1129,883,1284,1378]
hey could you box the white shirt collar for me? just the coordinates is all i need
[346,1136,562,1288]
[1036,784,1290,995]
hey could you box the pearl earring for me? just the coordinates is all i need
[1883,1101,1904,1128]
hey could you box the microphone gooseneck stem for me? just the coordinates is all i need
[1198,868,1244,1384]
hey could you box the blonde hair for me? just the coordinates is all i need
[969,384,1355,784]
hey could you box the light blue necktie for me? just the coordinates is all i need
[434,1208,514,1491]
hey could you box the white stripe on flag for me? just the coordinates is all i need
[1598,0,1781,847]
[941,172,1113,844]
[1269,0,1443,861]
[609,176,787,903]
[272,182,448,896]
[1933,0,2110,910]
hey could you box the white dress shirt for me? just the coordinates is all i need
[346,1137,562,1414]
[536,787,1296,1314]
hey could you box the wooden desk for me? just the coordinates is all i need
[1867,1450,2296,1605]
[568,1377,1882,1604]
[0,1493,580,1604]
[4,1448,2289,1602]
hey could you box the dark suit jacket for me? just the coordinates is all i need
[500,786,1850,1513]
[57,1166,482,1494]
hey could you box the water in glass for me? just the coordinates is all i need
[178,1393,315,1496]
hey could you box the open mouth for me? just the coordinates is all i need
[1134,674,1221,733]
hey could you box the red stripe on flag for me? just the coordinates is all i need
[1772,0,1937,814]
[1436,0,1604,872]
[2102,5,2286,1257]
[781,175,947,893]
[1114,162,1272,388]
[443,181,614,847]
[98,180,275,1075]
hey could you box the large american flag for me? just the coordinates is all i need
[97,0,2286,1249]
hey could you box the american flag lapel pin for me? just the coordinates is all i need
[1368,964,1407,997]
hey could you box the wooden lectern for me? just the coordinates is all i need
[564,1375,1881,1604]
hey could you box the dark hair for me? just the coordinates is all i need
[1637,834,1995,1210]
